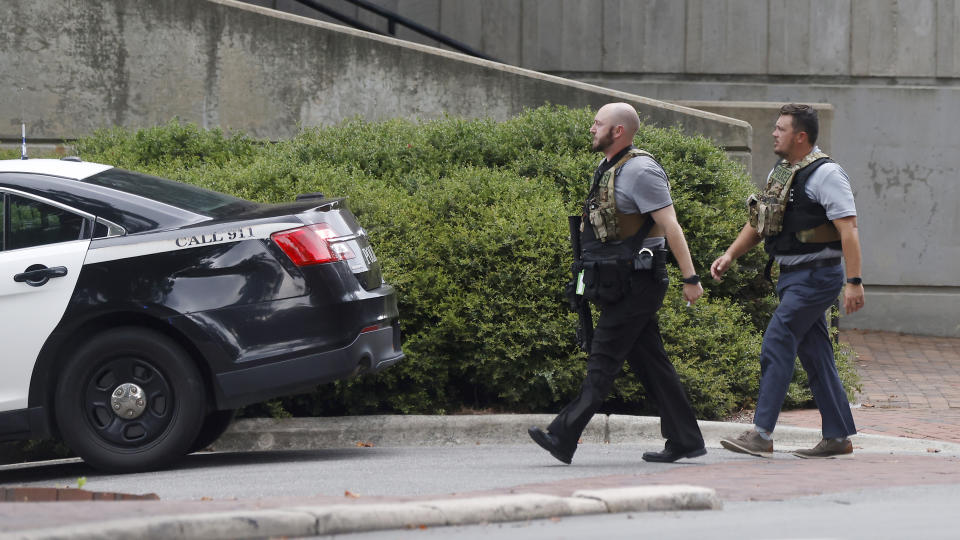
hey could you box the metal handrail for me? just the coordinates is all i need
[291,0,498,62]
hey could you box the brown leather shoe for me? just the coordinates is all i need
[793,438,853,459]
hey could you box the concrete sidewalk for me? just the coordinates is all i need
[207,414,960,456]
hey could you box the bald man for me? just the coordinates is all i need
[528,103,707,464]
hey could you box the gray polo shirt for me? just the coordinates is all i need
[773,147,857,264]
[612,155,671,249]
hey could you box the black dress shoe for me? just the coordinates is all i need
[642,446,707,463]
[528,426,574,464]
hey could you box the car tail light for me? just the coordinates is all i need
[271,223,355,266]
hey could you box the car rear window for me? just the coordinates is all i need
[82,168,254,217]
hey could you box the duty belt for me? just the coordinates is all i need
[779,257,841,274]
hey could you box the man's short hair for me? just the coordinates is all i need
[779,103,819,145]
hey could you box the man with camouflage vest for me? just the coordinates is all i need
[528,102,707,464]
[711,103,865,459]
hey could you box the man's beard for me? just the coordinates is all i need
[592,131,613,152]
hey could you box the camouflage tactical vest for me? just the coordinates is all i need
[585,149,658,243]
[749,150,830,237]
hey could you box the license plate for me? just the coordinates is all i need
[360,245,378,265]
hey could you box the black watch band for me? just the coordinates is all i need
[846,277,863,285]
[682,274,701,285]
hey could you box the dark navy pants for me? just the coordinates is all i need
[753,264,857,439]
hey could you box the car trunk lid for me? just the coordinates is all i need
[275,198,383,291]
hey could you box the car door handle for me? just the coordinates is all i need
[14,265,68,286]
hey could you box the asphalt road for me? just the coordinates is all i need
[329,484,960,540]
[6,416,960,538]
[5,437,960,539]
[2,442,735,500]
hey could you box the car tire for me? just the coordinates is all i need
[190,409,236,453]
[54,327,205,473]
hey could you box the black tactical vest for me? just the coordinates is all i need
[764,157,842,256]
[576,151,667,305]
[580,147,661,262]
[580,218,650,262]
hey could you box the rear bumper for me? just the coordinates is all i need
[215,323,404,409]
[180,272,403,409]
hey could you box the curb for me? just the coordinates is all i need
[210,414,960,456]
[11,486,720,540]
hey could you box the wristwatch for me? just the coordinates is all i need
[846,277,863,285]
[681,274,701,285]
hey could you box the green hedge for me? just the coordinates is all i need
[66,106,858,420]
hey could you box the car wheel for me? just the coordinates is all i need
[190,409,236,453]
[54,327,205,473]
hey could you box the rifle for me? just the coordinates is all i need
[566,215,593,353]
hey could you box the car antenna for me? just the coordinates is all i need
[20,123,28,160]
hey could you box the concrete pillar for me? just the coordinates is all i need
[768,0,851,76]
[685,0,768,74]
[600,0,686,74]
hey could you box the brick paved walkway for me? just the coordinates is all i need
[777,329,960,443]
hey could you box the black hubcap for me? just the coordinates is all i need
[82,356,175,447]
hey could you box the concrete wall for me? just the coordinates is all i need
[261,0,959,337]
[0,0,749,157]
[241,0,960,78]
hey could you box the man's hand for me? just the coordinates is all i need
[844,283,865,314]
[710,254,733,281]
[683,282,704,304]
[709,223,761,282]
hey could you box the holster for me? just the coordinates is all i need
[632,247,669,284]
[653,248,669,285]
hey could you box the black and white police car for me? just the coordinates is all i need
[0,158,403,472]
